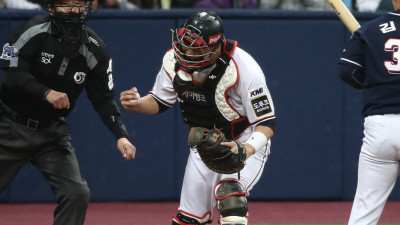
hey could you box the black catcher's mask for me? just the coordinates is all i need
[49,0,92,44]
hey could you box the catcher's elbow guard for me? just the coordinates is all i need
[214,179,248,222]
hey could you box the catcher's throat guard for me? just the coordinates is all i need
[188,127,246,174]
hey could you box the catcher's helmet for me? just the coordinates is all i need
[49,0,93,43]
[172,10,224,73]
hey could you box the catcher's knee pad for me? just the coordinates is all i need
[214,178,248,224]
[172,210,212,225]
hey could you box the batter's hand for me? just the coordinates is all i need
[117,137,136,160]
[45,90,70,109]
[120,87,141,111]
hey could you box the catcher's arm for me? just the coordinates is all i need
[222,125,273,159]
[120,87,159,114]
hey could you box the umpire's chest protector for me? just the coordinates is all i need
[163,40,250,139]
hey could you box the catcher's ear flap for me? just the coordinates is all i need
[188,127,208,147]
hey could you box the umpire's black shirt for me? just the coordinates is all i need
[0,15,120,121]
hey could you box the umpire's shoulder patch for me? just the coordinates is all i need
[0,43,18,60]
[249,86,272,117]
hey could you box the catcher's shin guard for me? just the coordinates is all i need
[214,179,248,225]
[172,210,212,225]
[219,216,248,225]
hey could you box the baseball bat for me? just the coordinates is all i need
[326,0,361,33]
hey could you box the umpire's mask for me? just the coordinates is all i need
[49,0,92,44]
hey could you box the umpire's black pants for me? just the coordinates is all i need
[0,115,90,225]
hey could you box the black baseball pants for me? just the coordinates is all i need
[0,115,90,225]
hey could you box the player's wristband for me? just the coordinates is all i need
[244,131,268,152]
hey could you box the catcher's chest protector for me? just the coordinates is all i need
[164,40,250,139]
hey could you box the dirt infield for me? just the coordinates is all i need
[0,201,399,225]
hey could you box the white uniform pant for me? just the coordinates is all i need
[348,114,400,225]
[178,141,271,219]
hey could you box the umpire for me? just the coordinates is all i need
[0,0,136,224]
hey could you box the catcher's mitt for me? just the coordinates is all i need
[188,127,247,174]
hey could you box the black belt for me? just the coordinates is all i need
[0,102,56,130]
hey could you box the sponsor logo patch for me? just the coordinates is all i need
[182,90,206,102]
[0,43,18,60]
[251,95,272,117]
[41,52,54,64]
[249,87,264,98]
[208,34,222,45]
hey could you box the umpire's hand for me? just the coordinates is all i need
[45,89,70,109]
[117,137,136,160]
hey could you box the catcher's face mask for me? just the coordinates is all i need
[172,26,220,74]
[172,10,224,74]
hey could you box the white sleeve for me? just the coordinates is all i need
[150,66,177,107]
[230,48,275,125]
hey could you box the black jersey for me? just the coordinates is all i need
[339,11,400,116]
[0,15,119,121]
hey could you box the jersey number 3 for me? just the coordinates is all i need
[384,38,400,74]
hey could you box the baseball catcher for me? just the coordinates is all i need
[120,10,276,225]
[188,127,247,174]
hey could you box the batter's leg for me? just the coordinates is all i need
[348,152,400,225]
[349,115,400,225]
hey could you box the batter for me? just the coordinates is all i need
[339,0,400,224]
